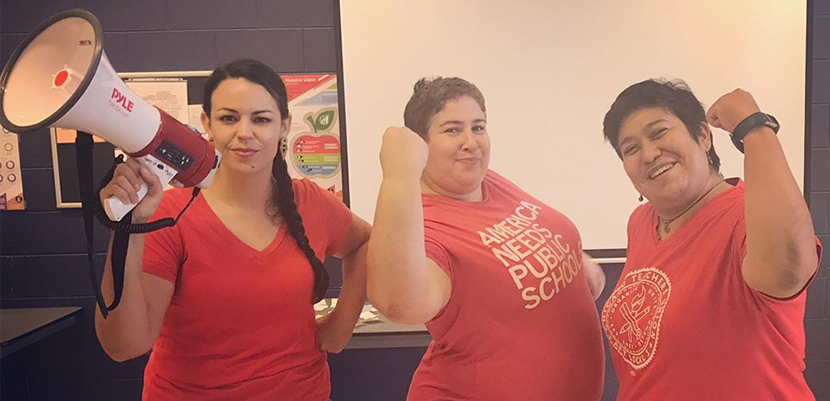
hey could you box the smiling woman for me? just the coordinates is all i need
[202,78,284,174]
[366,77,607,401]
[603,80,726,229]
[93,59,372,401]
[599,79,822,401]
[416,94,491,201]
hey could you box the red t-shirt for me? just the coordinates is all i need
[409,170,605,401]
[141,179,352,401]
[601,179,822,401]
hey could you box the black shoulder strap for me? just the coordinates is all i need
[75,131,114,317]
[75,132,199,318]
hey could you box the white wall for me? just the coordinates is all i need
[340,0,807,251]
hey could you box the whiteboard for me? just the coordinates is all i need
[339,0,807,252]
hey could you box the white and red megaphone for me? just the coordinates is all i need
[0,9,220,221]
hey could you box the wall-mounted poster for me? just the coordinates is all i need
[283,74,343,201]
[0,127,25,210]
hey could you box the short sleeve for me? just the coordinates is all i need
[143,190,187,284]
[626,208,638,241]
[293,179,353,258]
[625,204,651,252]
[424,222,454,281]
[730,212,749,269]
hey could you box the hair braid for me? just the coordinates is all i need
[271,155,330,303]
[203,58,330,303]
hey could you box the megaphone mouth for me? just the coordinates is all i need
[0,9,103,133]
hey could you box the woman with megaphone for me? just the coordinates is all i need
[94,59,370,401]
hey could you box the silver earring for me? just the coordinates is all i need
[707,152,713,165]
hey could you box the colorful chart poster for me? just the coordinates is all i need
[283,74,343,201]
[0,128,25,210]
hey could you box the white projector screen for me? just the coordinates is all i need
[339,0,807,255]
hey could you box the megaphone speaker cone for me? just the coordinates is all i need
[0,9,103,132]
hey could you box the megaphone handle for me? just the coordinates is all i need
[104,183,148,221]
[103,155,177,221]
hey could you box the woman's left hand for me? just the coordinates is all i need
[706,89,762,134]
[316,311,356,354]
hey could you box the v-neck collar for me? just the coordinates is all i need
[198,194,289,260]
[649,177,742,247]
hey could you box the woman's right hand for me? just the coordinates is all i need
[99,158,164,223]
[379,126,429,181]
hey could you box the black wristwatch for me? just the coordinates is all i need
[730,112,779,153]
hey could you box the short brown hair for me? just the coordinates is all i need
[403,77,486,139]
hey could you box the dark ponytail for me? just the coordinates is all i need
[204,58,329,303]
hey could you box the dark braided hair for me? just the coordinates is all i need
[271,155,330,302]
[203,59,329,303]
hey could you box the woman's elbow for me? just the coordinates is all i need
[99,340,149,362]
[744,252,818,298]
[96,329,152,362]
[368,290,435,324]
[375,301,435,325]
[782,240,820,290]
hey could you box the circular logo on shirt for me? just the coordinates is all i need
[601,267,671,370]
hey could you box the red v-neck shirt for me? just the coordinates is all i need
[602,179,822,401]
[141,179,352,401]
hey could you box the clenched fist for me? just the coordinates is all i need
[706,89,762,134]
[99,158,163,223]
[379,126,429,181]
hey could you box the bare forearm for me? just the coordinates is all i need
[332,244,368,324]
[94,233,155,361]
[743,128,818,291]
[367,178,429,313]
